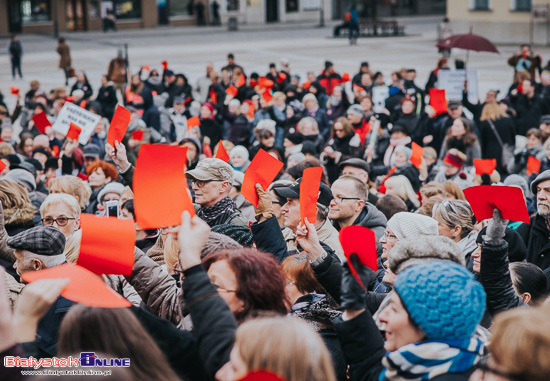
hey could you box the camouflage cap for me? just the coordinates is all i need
[186,158,234,183]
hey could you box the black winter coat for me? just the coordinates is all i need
[478,116,516,174]
[517,214,550,271]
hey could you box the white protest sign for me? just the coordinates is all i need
[52,102,101,145]
[372,86,389,113]
[437,69,478,102]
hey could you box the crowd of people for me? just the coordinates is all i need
[1,45,550,381]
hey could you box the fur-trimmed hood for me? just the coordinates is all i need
[4,204,36,227]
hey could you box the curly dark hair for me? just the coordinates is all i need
[202,249,289,322]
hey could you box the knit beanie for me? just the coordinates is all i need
[4,169,36,192]
[211,224,254,248]
[386,212,439,241]
[230,145,250,162]
[388,235,465,274]
[394,260,486,341]
[394,146,412,161]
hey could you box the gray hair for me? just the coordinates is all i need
[40,193,81,219]
[23,251,66,269]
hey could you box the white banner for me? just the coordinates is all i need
[52,102,101,145]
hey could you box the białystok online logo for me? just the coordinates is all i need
[4,352,130,369]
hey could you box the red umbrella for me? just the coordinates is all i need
[436,33,499,54]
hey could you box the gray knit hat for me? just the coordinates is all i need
[3,168,36,191]
[388,235,465,274]
[394,146,412,161]
[386,212,439,241]
[504,174,530,197]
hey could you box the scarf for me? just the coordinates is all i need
[291,293,341,332]
[306,105,319,116]
[197,196,240,227]
[379,338,483,380]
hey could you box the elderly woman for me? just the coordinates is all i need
[85,160,119,214]
[39,193,80,238]
[48,175,91,211]
[336,259,486,380]
[432,199,478,271]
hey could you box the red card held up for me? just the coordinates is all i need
[299,167,323,226]
[341,73,350,83]
[339,226,378,289]
[161,60,168,71]
[77,214,135,276]
[0,160,7,173]
[187,115,200,129]
[32,112,51,134]
[215,141,230,163]
[527,156,541,176]
[66,122,82,141]
[10,86,19,95]
[463,185,530,224]
[226,84,238,97]
[21,263,131,308]
[242,149,284,206]
[262,90,273,103]
[134,144,195,229]
[473,159,497,175]
[132,130,144,141]
[410,142,424,169]
[107,105,131,146]
[429,88,448,116]
[237,74,246,87]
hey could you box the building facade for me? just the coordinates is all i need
[447,0,546,44]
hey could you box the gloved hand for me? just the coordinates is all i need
[340,258,367,311]
[349,253,377,291]
[483,208,508,246]
[254,184,273,220]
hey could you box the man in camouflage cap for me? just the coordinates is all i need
[186,158,248,227]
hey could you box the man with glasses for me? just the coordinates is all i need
[329,176,386,243]
[186,158,248,227]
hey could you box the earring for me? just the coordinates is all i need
[451,235,456,239]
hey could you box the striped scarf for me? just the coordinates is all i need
[379,338,483,380]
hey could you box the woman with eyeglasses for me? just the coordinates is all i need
[320,117,365,184]
[432,199,478,271]
[39,193,80,238]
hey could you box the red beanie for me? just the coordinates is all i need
[444,152,464,169]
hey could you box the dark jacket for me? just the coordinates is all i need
[478,116,516,174]
[34,296,76,358]
[517,214,550,271]
[199,118,224,151]
[321,133,364,183]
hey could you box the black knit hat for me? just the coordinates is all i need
[211,224,254,248]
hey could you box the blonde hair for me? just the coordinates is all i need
[443,180,467,201]
[235,316,336,381]
[432,199,475,239]
[0,180,32,209]
[40,193,81,219]
[272,92,286,102]
[297,117,319,134]
[480,102,507,121]
[64,229,82,264]
[163,235,179,271]
[490,305,550,381]
[48,176,92,209]
[420,182,444,199]
[0,142,15,158]
[384,175,420,207]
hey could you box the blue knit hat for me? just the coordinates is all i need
[394,260,486,341]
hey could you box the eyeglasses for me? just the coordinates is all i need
[42,217,76,227]
[477,356,524,381]
[441,199,457,214]
[190,179,225,188]
[382,230,398,240]
[332,195,360,204]
[212,283,236,293]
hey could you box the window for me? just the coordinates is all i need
[471,0,489,10]
[170,0,193,16]
[227,0,239,12]
[102,0,141,19]
[514,0,531,11]
[286,0,298,12]
[21,0,51,23]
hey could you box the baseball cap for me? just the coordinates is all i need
[186,158,234,183]
[273,178,333,207]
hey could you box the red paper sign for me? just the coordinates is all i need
[341,73,350,83]
[77,214,135,276]
[429,88,448,116]
[258,77,274,89]
[52,145,60,157]
[161,60,168,71]
[463,185,530,224]
[187,115,201,129]
[215,141,230,163]
[32,112,51,134]
[211,92,218,105]
[0,160,7,173]
[10,86,19,95]
[299,167,323,226]
[226,84,238,97]
[261,90,273,103]
[237,74,246,87]
[527,156,541,176]
[107,105,131,147]
[66,122,82,141]
[134,145,195,229]
[21,263,131,308]
[473,159,497,175]
[410,142,424,169]
[339,226,378,288]
[242,149,284,206]
[132,130,144,141]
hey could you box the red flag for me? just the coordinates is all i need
[473,159,497,175]
[66,122,82,141]
[299,167,323,225]
[107,105,131,147]
[242,149,284,206]
[429,88,448,116]
[215,141,230,162]
[463,186,530,224]
[226,84,238,97]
